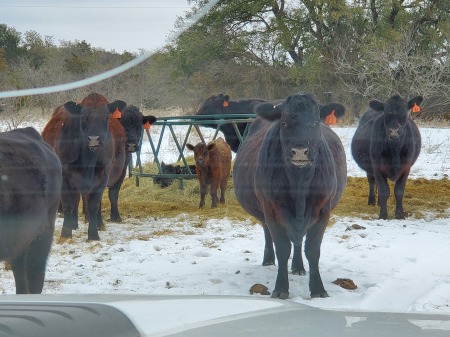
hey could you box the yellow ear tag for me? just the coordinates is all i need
[223,101,229,107]
[144,121,151,130]
[112,108,122,119]
[411,103,421,113]
[324,109,337,126]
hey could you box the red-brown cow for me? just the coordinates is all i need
[43,103,156,227]
[41,93,126,240]
[186,137,232,208]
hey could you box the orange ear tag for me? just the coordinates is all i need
[144,121,151,130]
[223,101,229,107]
[112,107,122,119]
[324,109,337,126]
[411,103,421,113]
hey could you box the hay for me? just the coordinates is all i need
[102,172,450,223]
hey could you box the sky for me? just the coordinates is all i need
[2,124,450,319]
[0,0,199,53]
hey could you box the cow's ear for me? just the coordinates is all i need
[255,102,282,121]
[64,101,81,115]
[223,95,230,102]
[108,100,127,113]
[207,143,216,151]
[186,143,195,151]
[369,100,384,112]
[143,115,157,124]
[407,96,424,110]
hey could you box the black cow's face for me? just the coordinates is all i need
[120,105,157,152]
[370,94,423,140]
[279,94,322,167]
[196,94,230,115]
[81,105,110,152]
[65,93,113,152]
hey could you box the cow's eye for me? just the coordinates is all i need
[204,151,208,157]
[281,121,288,127]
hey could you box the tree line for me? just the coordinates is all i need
[1,0,449,127]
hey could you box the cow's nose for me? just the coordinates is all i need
[127,143,138,152]
[88,136,101,150]
[388,127,401,138]
[291,147,309,161]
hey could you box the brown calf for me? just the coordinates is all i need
[186,137,232,208]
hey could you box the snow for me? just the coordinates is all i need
[2,123,450,315]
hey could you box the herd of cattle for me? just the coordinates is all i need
[0,91,423,299]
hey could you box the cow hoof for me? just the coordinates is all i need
[88,235,100,241]
[110,216,122,223]
[271,289,289,300]
[311,291,329,298]
[292,268,306,276]
[61,227,73,238]
[395,213,405,220]
[262,260,275,266]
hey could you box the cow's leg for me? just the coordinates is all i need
[96,199,105,230]
[86,191,103,240]
[82,195,89,223]
[367,174,376,206]
[61,191,80,238]
[10,254,27,294]
[109,167,127,222]
[199,183,207,208]
[394,173,409,219]
[25,230,53,294]
[304,216,328,298]
[219,177,227,204]
[375,174,390,219]
[291,243,306,275]
[210,179,219,208]
[271,229,291,300]
[61,211,76,237]
[263,204,291,299]
[262,224,275,266]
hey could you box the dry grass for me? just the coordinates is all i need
[334,177,450,219]
[101,165,450,223]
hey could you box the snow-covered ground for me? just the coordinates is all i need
[2,123,450,315]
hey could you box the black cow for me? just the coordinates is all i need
[153,162,197,188]
[233,93,347,299]
[0,127,62,293]
[351,93,423,219]
[196,94,267,152]
[42,93,124,240]
[196,94,346,152]
[96,105,157,224]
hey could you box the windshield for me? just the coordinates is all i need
[1,0,450,333]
